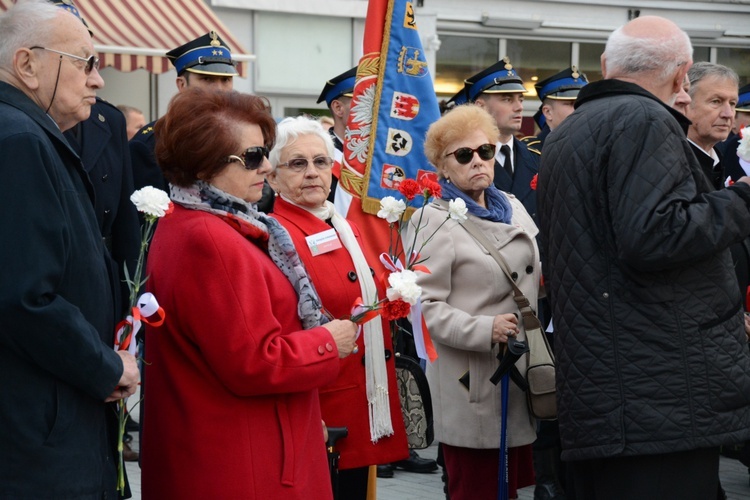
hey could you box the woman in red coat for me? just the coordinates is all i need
[141,89,357,499]
[268,116,409,499]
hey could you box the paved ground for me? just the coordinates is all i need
[125,433,750,499]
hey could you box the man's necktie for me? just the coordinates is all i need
[500,144,513,178]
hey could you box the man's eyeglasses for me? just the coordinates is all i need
[225,146,270,171]
[277,156,334,173]
[30,46,99,74]
[445,143,497,165]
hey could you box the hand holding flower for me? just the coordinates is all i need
[323,319,358,358]
[105,351,140,402]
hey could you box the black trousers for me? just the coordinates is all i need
[568,447,719,500]
[337,466,369,500]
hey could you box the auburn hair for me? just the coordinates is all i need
[155,88,276,187]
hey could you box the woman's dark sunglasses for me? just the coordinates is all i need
[225,146,270,170]
[445,143,496,164]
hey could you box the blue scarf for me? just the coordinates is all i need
[439,178,513,224]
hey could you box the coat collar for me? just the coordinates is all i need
[576,79,691,133]
[271,196,330,237]
[66,99,112,172]
[0,81,80,160]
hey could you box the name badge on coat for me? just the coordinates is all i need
[306,228,342,256]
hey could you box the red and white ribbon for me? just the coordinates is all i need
[114,292,165,355]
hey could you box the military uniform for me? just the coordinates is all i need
[130,31,239,205]
[317,66,356,204]
[521,66,588,153]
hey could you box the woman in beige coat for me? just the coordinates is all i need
[403,105,539,500]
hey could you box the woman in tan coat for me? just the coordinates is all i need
[403,105,540,500]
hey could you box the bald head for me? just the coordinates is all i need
[602,16,692,103]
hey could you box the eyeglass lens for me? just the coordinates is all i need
[283,157,333,172]
[451,143,496,164]
[83,55,98,74]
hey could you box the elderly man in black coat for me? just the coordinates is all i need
[0,1,139,497]
[539,15,750,500]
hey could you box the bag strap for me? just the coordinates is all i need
[435,199,541,333]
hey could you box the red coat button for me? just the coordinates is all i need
[325,343,333,352]
[318,346,325,355]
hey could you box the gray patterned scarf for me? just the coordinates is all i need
[170,181,326,329]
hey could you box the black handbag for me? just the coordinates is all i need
[394,353,434,449]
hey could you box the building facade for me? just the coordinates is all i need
[98,0,750,129]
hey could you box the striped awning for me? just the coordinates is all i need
[0,0,253,76]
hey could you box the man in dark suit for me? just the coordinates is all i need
[685,62,738,189]
[685,63,750,307]
[450,57,540,220]
[0,1,139,497]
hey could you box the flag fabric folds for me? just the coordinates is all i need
[339,0,440,217]
[338,0,440,363]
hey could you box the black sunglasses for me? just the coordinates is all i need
[445,143,496,164]
[30,46,99,74]
[225,146,270,170]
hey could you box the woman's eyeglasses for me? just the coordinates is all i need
[29,46,99,74]
[277,156,333,173]
[445,143,496,165]
[225,146,270,170]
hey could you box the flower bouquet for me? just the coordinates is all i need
[351,176,468,362]
[113,186,172,494]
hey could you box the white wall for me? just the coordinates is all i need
[97,68,151,119]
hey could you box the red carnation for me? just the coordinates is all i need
[419,177,442,199]
[530,173,538,190]
[382,299,412,321]
[398,179,422,200]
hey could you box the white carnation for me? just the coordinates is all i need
[738,126,750,162]
[377,196,407,223]
[130,186,171,218]
[386,270,422,305]
[448,198,468,221]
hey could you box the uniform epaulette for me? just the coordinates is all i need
[520,136,542,155]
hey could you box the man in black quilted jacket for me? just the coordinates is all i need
[538,15,750,500]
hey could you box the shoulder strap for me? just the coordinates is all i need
[436,199,541,332]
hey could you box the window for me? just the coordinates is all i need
[578,43,605,83]
[255,12,353,93]
[434,35,499,98]
[717,47,750,85]
[506,39,573,99]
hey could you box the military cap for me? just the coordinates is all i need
[317,67,357,106]
[166,31,238,77]
[48,0,92,35]
[447,85,469,106]
[535,66,588,102]
[737,83,750,112]
[459,57,527,103]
